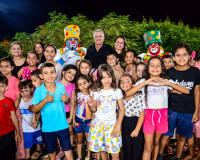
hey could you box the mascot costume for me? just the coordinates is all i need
[54,25,86,66]
[138,30,169,63]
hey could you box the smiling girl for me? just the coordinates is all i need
[87,64,125,160]
[125,57,189,160]
[38,43,63,81]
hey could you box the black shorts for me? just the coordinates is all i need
[0,130,16,160]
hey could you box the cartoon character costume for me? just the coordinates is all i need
[138,30,169,63]
[54,25,86,66]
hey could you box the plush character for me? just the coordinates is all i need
[54,25,86,66]
[138,30,169,63]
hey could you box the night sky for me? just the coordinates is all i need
[0,0,200,38]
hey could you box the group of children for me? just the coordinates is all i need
[0,41,200,160]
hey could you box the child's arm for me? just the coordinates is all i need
[111,98,125,137]
[159,78,190,94]
[17,68,23,79]
[125,78,154,96]
[169,90,182,94]
[130,111,145,137]
[192,85,200,122]
[36,112,41,123]
[31,113,38,128]
[15,94,21,109]
[68,91,75,124]
[73,102,78,127]
[88,94,97,112]
[61,91,70,103]
[10,111,21,144]
[115,63,124,76]
[32,91,54,113]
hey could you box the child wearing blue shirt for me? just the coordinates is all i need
[32,63,73,160]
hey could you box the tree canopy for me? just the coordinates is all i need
[1,11,200,58]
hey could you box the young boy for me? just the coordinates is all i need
[0,74,21,159]
[135,56,142,64]
[19,79,43,159]
[162,54,175,70]
[31,69,44,88]
[159,42,200,160]
[32,63,73,160]
[106,51,124,86]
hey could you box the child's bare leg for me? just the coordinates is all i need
[48,152,56,160]
[25,148,31,159]
[176,134,186,159]
[100,151,108,160]
[152,131,162,160]
[111,153,119,160]
[142,134,154,160]
[64,150,73,160]
[95,152,100,160]
[159,135,170,154]
[184,136,194,160]
[84,133,91,158]
[69,124,74,146]
[36,144,42,151]
[76,133,83,159]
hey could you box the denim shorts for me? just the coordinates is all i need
[74,116,91,133]
[43,128,71,154]
[164,109,193,138]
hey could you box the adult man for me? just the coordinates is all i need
[85,29,113,69]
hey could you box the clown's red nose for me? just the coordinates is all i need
[152,45,155,48]
[71,41,75,44]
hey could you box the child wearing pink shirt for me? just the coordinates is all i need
[0,57,25,159]
[18,51,39,80]
[57,64,78,159]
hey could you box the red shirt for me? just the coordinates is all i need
[0,97,16,136]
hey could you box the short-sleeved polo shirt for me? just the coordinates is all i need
[32,82,69,132]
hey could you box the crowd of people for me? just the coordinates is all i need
[0,29,200,160]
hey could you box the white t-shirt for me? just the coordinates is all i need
[91,88,123,124]
[19,98,41,132]
[135,78,174,109]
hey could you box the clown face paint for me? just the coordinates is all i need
[66,38,78,50]
[148,43,160,54]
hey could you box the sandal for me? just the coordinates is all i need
[167,146,174,155]
[31,150,42,159]
[41,154,49,160]
[56,151,64,160]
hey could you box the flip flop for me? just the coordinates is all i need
[31,150,42,159]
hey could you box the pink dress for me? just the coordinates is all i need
[22,66,38,80]
[57,81,75,112]
[4,76,25,159]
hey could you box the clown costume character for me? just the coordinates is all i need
[138,30,170,63]
[54,25,86,66]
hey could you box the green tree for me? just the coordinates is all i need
[1,11,200,58]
